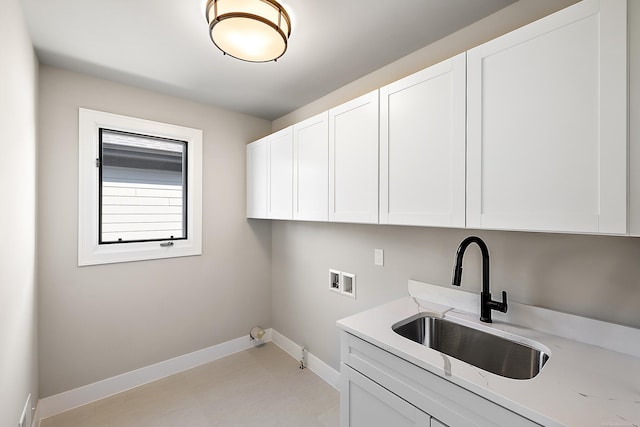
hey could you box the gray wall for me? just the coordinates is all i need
[272,223,640,370]
[37,66,273,397]
[0,0,39,424]
[271,0,640,371]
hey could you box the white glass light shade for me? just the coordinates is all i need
[206,0,291,62]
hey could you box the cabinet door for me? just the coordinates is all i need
[329,90,379,223]
[341,364,431,427]
[246,138,268,219]
[380,53,466,227]
[267,127,293,220]
[293,112,329,221]
[467,0,627,234]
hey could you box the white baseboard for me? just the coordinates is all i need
[271,329,341,390]
[37,333,265,421]
[35,328,339,423]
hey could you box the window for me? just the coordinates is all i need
[79,109,202,266]
[99,129,187,244]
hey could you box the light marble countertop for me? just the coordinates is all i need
[337,281,640,427]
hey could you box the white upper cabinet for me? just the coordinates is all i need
[293,112,329,221]
[379,53,466,227]
[267,127,294,220]
[467,0,627,234]
[246,138,268,219]
[329,90,379,223]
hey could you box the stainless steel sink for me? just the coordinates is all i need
[392,314,549,380]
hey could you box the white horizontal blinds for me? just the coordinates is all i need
[100,129,187,243]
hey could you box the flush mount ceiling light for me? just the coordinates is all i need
[205,0,292,63]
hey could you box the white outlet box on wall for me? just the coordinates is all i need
[342,272,356,298]
[329,269,356,299]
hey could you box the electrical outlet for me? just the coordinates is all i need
[374,248,384,266]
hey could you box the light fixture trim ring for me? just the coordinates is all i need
[205,0,292,63]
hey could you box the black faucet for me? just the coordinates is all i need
[452,236,507,323]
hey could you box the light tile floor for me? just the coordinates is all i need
[40,343,339,427]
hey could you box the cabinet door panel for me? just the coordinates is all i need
[380,53,466,227]
[267,128,293,220]
[341,364,431,427]
[467,0,627,234]
[293,112,329,221]
[329,90,379,223]
[246,139,268,218]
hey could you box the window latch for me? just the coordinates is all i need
[95,158,100,168]
[160,241,174,248]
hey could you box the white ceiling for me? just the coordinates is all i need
[20,0,515,121]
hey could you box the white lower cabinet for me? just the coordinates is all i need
[342,364,431,427]
[340,332,537,427]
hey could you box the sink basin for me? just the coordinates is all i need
[392,314,549,380]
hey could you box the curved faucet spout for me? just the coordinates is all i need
[451,236,507,323]
[452,236,490,292]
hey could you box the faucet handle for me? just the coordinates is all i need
[498,290,508,313]
[482,290,508,322]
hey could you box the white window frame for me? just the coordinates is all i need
[78,108,203,266]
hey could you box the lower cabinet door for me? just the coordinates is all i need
[341,364,431,427]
